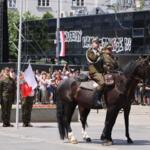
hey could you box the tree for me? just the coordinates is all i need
[42,11,54,19]
[23,11,40,21]
[135,0,145,9]
[8,10,41,60]
[8,10,20,59]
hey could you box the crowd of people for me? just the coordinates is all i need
[0,64,81,105]
[0,65,81,127]
[33,64,80,104]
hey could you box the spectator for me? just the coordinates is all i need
[39,71,48,104]
[34,69,41,104]
[46,73,54,104]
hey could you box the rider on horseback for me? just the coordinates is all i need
[86,38,118,108]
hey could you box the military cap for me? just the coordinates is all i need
[103,43,113,54]
[106,43,113,49]
[92,37,101,44]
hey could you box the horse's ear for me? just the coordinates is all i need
[147,56,150,61]
[144,56,150,62]
[143,56,150,65]
[137,55,145,61]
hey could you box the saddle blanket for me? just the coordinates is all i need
[80,80,98,90]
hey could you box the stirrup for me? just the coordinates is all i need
[93,100,103,109]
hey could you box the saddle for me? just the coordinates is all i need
[80,73,115,90]
[104,74,114,86]
[80,80,98,90]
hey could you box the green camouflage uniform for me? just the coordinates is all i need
[0,76,16,126]
[21,96,34,126]
[102,51,118,72]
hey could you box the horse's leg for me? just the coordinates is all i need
[124,105,133,144]
[57,98,78,144]
[101,106,120,146]
[79,106,91,142]
[65,102,78,144]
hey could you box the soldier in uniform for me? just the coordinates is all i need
[86,39,118,107]
[102,43,118,72]
[20,72,34,127]
[0,67,16,127]
[86,37,105,107]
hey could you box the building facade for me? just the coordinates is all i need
[22,10,150,66]
[0,0,9,62]
[8,0,149,18]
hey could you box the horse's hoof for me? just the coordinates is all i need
[127,138,133,144]
[69,139,78,144]
[102,140,113,146]
[100,134,106,141]
[85,137,92,142]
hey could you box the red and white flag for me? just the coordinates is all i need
[24,64,37,90]
[59,31,65,57]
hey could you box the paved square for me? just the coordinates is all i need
[0,105,150,150]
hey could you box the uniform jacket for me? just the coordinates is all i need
[86,48,118,75]
[0,76,16,101]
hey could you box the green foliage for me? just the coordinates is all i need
[8,10,41,60]
[23,11,40,21]
[139,0,144,9]
[42,11,54,19]
[24,20,50,56]
[8,10,19,58]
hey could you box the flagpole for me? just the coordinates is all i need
[56,0,60,64]
[16,0,23,128]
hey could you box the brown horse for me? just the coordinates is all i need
[56,57,150,145]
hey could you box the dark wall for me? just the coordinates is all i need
[0,0,9,62]
[23,10,150,67]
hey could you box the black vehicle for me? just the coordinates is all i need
[22,10,150,67]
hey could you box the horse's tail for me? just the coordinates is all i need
[56,78,78,139]
[56,97,67,140]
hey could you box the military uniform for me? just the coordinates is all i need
[20,78,34,127]
[102,45,118,72]
[86,47,105,90]
[0,75,16,127]
[86,39,118,108]
[21,96,34,127]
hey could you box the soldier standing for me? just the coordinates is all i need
[0,67,16,127]
[20,72,34,127]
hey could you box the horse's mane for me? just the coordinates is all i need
[122,60,139,76]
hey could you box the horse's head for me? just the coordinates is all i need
[123,56,150,82]
[133,56,150,82]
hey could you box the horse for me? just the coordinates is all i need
[56,57,150,145]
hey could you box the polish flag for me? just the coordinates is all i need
[20,82,32,98]
[24,64,37,90]
[59,31,65,57]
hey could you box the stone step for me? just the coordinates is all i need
[0,104,78,122]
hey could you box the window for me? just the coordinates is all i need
[81,0,84,6]
[132,28,144,38]
[72,0,84,7]
[70,11,74,17]
[38,0,50,7]
[8,0,16,8]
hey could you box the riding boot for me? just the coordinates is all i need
[93,89,103,109]
[93,93,103,109]
[93,84,105,109]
